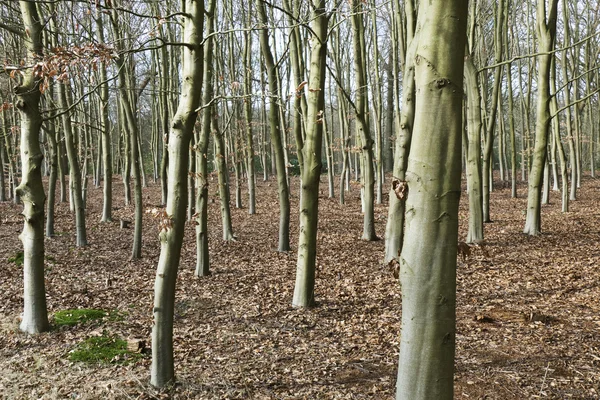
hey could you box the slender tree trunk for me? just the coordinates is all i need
[213,112,235,241]
[58,82,87,246]
[482,0,505,223]
[96,12,112,221]
[45,114,58,237]
[256,0,290,251]
[523,0,558,236]
[351,0,377,241]
[395,1,467,397]
[384,0,416,262]
[550,58,569,212]
[151,0,204,388]
[464,51,484,243]
[292,0,328,308]
[242,27,256,215]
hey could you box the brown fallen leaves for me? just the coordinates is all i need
[0,174,599,399]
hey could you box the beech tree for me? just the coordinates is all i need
[292,0,329,308]
[394,0,468,398]
[523,0,559,235]
[151,0,204,387]
[15,0,50,334]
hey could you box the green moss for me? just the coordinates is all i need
[54,309,106,327]
[69,334,142,364]
[8,251,24,266]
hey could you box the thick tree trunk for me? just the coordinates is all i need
[16,0,50,335]
[151,0,204,388]
[395,0,467,398]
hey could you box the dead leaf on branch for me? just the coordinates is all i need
[391,179,408,200]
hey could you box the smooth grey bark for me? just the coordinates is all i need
[395,0,468,398]
[195,0,215,278]
[58,82,87,247]
[482,0,505,223]
[213,111,235,241]
[111,3,143,258]
[0,121,5,201]
[256,0,290,251]
[464,51,484,243]
[242,26,256,215]
[550,58,569,212]
[45,115,58,237]
[292,0,328,308]
[151,0,204,388]
[16,0,50,334]
[96,11,112,222]
[350,0,377,241]
[523,0,559,236]
[384,0,416,263]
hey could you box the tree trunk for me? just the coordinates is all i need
[523,0,558,236]
[482,0,505,223]
[350,0,377,241]
[395,1,467,398]
[292,1,328,308]
[384,0,416,263]
[58,82,87,247]
[151,0,204,388]
[16,0,50,335]
[256,0,290,252]
[464,52,484,244]
[243,26,256,215]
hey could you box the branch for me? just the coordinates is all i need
[478,31,600,73]
[0,21,24,37]
[551,88,600,119]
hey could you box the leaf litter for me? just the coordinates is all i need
[0,174,599,399]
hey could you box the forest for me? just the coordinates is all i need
[0,0,599,399]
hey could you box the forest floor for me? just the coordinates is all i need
[0,173,599,399]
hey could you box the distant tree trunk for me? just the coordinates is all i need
[523,0,558,236]
[464,51,484,244]
[96,11,112,222]
[16,0,50,334]
[45,115,58,237]
[384,0,416,263]
[370,1,384,205]
[505,2,518,198]
[256,0,290,251]
[283,0,306,179]
[550,58,569,212]
[213,110,235,241]
[242,25,256,215]
[350,0,377,241]
[194,0,215,278]
[395,0,467,398]
[482,0,505,223]
[151,0,204,388]
[0,120,5,201]
[292,2,328,308]
[58,82,87,247]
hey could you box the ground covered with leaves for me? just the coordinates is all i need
[0,174,599,399]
